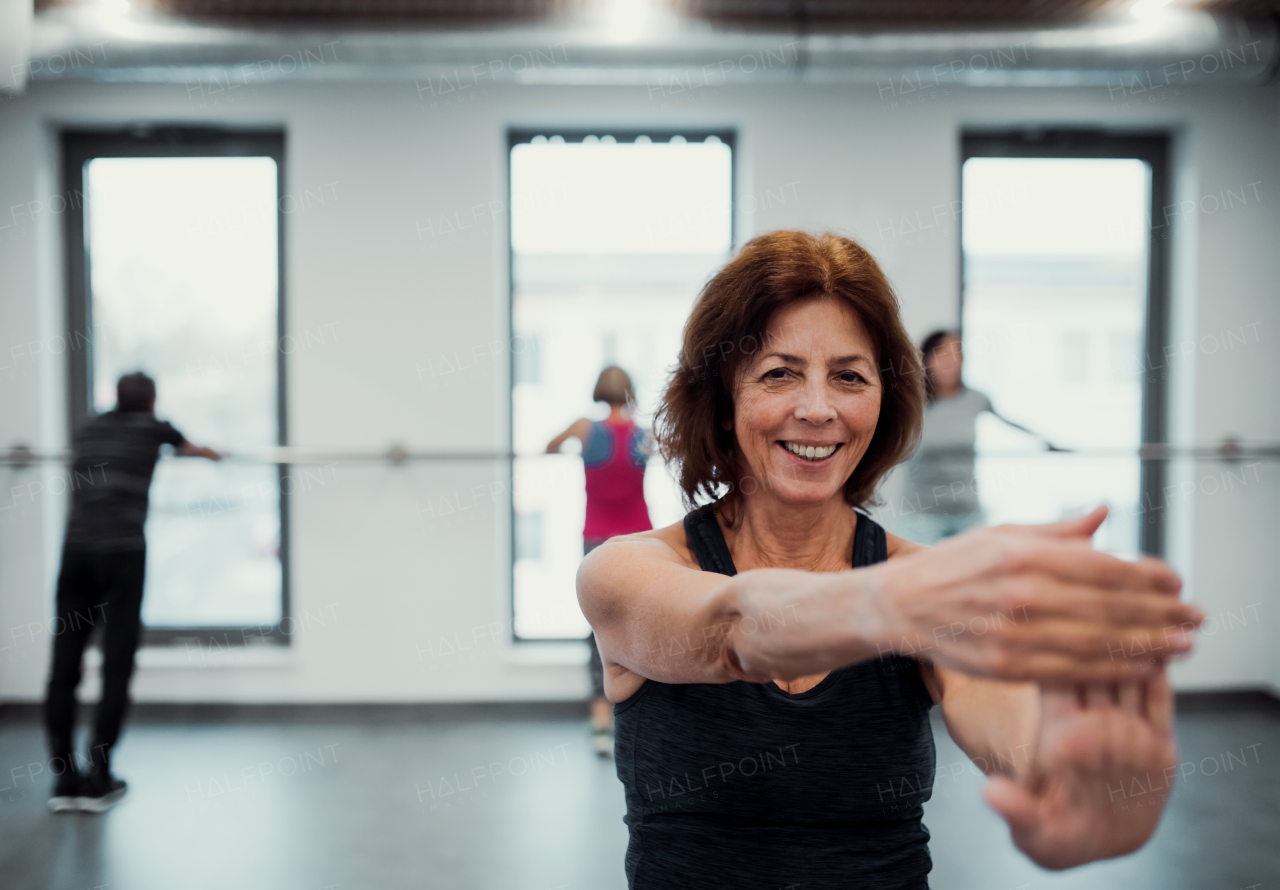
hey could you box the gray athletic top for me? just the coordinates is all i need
[612,505,937,890]
[905,387,993,515]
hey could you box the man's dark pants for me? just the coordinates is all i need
[43,545,146,772]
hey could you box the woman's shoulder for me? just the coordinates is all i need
[885,528,927,560]
[632,520,698,566]
[580,520,699,574]
[648,520,694,557]
[567,417,596,437]
[961,387,993,410]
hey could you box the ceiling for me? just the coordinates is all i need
[674,0,1280,25]
[35,0,582,19]
[12,0,1280,88]
[29,0,1280,24]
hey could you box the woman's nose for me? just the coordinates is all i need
[795,380,837,423]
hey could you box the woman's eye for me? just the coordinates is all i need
[838,372,866,384]
[764,368,789,380]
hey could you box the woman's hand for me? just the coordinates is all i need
[876,506,1201,682]
[982,670,1179,869]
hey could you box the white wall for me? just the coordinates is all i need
[0,77,1276,702]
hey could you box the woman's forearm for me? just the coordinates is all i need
[715,564,1042,775]
[939,672,1039,778]
[715,565,896,682]
[706,513,1200,686]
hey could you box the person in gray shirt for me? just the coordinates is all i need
[899,330,1063,544]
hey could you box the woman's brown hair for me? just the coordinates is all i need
[654,230,924,510]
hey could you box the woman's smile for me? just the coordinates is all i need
[779,441,843,463]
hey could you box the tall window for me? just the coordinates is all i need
[960,133,1169,556]
[63,130,288,643]
[509,130,734,640]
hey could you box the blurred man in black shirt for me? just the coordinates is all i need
[46,372,221,813]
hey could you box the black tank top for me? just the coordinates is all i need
[612,505,937,890]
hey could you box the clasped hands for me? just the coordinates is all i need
[881,506,1200,869]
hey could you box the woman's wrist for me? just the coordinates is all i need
[700,576,758,682]
[837,561,911,663]
[940,675,1040,781]
[717,566,904,681]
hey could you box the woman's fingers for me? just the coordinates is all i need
[1144,668,1175,733]
[926,601,1197,680]
[1010,594,1200,649]
[983,775,1039,832]
[1117,681,1143,712]
[1022,584,1199,630]
[887,521,1201,684]
[1000,542,1183,596]
[1014,504,1110,541]
[1084,684,1114,708]
[948,647,1160,683]
[990,624,1162,674]
[924,526,1182,599]
[1041,683,1082,721]
[962,650,1178,691]
[930,614,1189,681]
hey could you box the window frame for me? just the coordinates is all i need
[505,127,737,643]
[61,127,291,647]
[960,129,1172,556]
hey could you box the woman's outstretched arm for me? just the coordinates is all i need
[988,406,1069,451]
[578,506,1202,693]
[546,418,591,453]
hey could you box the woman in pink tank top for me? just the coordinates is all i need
[546,366,653,754]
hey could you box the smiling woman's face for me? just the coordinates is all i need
[730,297,882,507]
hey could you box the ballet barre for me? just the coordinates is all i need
[2,441,1279,467]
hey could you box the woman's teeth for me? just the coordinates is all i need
[784,442,837,461]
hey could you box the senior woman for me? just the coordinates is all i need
[578,231,1203,889]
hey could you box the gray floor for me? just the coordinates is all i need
[0,696,1276,890]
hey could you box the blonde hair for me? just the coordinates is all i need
[593,366,635,406]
